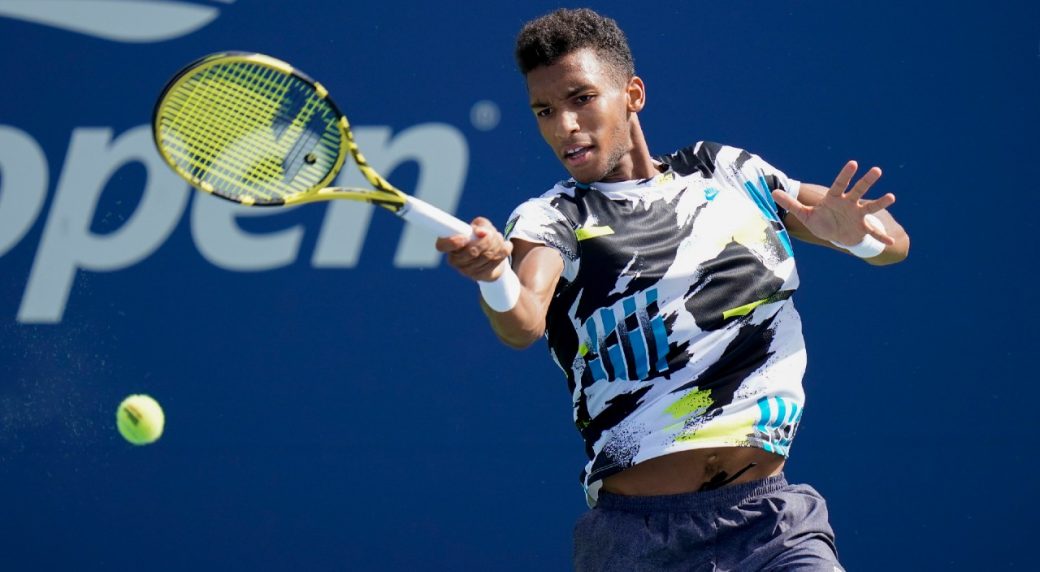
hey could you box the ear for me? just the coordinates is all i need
[626,76,646,112]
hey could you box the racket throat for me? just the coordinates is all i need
[283,187,405,211]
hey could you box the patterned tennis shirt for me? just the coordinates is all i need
[505,141,808,505]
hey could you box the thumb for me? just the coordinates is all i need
[771,190,808,219]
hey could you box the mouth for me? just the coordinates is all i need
[562,144,594,166]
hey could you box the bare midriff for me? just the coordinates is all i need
[599,447,786,496]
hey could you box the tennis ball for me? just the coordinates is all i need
[116,394,165,445]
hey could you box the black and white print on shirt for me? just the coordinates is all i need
[505,142,809,505]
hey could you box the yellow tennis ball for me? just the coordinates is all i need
[116,394,165,445]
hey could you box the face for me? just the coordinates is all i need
[526,48,644,184]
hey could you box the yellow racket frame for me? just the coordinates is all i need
[152,52,408,211]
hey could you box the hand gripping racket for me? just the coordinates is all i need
[151,52,520,311]
[151,51,471,238]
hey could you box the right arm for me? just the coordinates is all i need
[482,239,563,348]
[435,218,564,349]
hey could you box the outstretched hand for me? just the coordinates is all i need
[771,160,896,247]
[435,217,513,282]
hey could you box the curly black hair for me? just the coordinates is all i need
[515,8,634,85]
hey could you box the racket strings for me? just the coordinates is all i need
[193,65,314,197]
[157,60,342,204]
[166,66,286,185]
[162,69,288,200]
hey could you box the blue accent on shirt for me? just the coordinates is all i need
[599,308,627,381]
[585,320,608,382]
[623,297,649,380]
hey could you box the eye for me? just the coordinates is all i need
[575,94,595,104]
[535,107,552,118]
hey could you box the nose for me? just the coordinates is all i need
[554,110,579,139]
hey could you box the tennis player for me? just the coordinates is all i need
[437,8,909,571]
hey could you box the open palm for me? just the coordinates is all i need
[772,160,896,246]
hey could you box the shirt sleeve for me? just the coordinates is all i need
[503,196,580,283]
[722,146,801,220]
[749,153,801,202]
[744,152,801,222]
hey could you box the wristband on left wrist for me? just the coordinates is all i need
[830,214,886,259]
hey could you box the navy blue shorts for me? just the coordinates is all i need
[573,474,842,572]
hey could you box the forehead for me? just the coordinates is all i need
[526,48,616,103]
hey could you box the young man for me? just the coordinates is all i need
[437,8,909,571]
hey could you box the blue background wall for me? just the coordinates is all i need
[1,1,1037,569]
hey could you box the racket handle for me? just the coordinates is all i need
[399,195,519,311]
[398,196,475,239]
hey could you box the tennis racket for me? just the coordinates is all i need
[151,51,472,238]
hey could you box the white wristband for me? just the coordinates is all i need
[830,214,886,258]
[479,264,521,312]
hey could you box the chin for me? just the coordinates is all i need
[565,162,609,185]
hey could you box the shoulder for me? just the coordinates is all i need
[539,179,581,202]
[656,141,760,177]
[509,181,582,220]
[505,181,583,266]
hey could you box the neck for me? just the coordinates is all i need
[628,115,658,179]
[602,114,658,183]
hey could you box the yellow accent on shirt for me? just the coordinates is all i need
[575,225,614,241]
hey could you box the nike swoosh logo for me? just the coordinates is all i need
[503,216,518,238]
[0,0,233,43]
[704,187,719,201]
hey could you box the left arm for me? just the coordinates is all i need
[773,160,910,266]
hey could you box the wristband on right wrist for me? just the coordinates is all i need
[478,264,521,312]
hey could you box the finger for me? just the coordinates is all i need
[452,255,483,273]
[827,160,858,197]
[457,254,501,275]
[447,250,476,268]
[863,193,896,213]
[471,216,498,238]
[435,235,469,253]
[862,211,895,246]
[869,229,895,246]
[468,237,499,258]
[484,231,509,259]
[471,228,508,256]
[847,166,882,201]
[865,225,895,246]
[455,242,495,264]
[771,190,810,219]
[451,241,493,262]
[471,257,505,279]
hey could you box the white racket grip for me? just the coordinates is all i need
[398,195,474,238]
[398,195,518,311]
